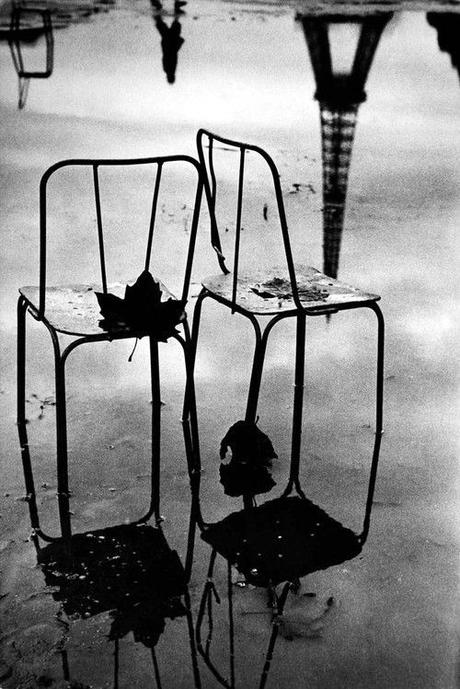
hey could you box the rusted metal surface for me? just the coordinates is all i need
[202,265,379,315]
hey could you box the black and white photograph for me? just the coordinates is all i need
[0,1,458,687]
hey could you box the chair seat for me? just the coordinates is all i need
[201,496,362,587]
[39,524,187,622]
[202,265,380,315]
[19,279,178,337]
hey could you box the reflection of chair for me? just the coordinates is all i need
[17,156,203,564]
[8,4,54,109]
[190,130,384,688]
[36,523,201,687]
[299,13,392,279]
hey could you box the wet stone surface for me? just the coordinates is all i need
[0,0,459,687]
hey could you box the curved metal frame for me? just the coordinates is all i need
[17,156,204,582]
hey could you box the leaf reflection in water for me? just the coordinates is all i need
[218,420,277,497]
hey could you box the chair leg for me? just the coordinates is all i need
[184,587,203,689]
[181,323,202,581]
[196,550,233,688]
[190,288,206,375]
[245,313,288,425]
[149,336,162,524]
[227,560,236,689]
[150,647,161,689]
[182,320,201,479]
[361,302,385,543]
[17,296,41,534]
[286,314,307,496]
[259,582,291,689]
[245,317,266,424]
[53,337,72,541]
[114,637,120,689]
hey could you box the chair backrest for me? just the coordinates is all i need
[196,129,303,311]
[37,155,203,317]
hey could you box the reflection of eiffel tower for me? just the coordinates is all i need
[8,4,54,109]
[300,14,392,279]
[427,12,460,81]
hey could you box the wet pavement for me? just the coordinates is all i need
[0,1,459,688]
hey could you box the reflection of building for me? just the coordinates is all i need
[299,14,392,278]
[8,4,54,109]
[427,12,460,81]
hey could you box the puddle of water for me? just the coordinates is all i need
[0,1,459,688]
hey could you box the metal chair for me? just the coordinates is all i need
[17,155,203,573]
[8,4,54,109]
[189,130,384,688]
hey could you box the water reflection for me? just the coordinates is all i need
[35,523,200,687]
[299,12,392,279]
[427,12,460,81]
[1,3,458,688]
[6,4,54,109]
[192,388,383,688]
[0,0,120,109]
[151,0,186,84]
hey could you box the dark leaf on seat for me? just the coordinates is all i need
[219,420,277,497]
[95,270,185,340]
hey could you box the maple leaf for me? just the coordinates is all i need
[95,270,186,341]
[219,420,277,497]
